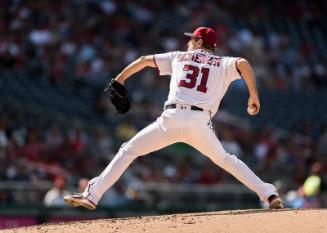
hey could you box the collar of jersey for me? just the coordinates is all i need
[194,49,213,55]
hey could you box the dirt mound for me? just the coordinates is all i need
[3,209,327,233]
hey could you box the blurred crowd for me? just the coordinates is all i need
[0,0,327,208]
[1,0,327,92]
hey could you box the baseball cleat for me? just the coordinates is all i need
[268,195,283,209]
[64,193,96,210]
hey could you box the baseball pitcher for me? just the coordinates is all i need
[64,27,283,210]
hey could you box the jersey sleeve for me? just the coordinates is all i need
[223,57,243,82]
[153,52,176,76]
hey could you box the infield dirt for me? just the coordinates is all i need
[3,209,327,233]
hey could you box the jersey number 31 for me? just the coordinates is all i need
[178,64,209,93]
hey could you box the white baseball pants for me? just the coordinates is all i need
[83,107,277,205]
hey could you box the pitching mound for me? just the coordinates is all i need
[3,209,327,233]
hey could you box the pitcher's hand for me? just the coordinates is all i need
[247,96,260,115]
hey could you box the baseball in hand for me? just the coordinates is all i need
[247,106,257,115]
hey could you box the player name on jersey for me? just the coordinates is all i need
[177,52,222,67]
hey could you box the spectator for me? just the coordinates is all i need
[44,176,71,207]
[221,128,243,158]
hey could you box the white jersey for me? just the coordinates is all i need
[154,49,242,114]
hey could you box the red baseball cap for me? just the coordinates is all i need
[184,27,217,47]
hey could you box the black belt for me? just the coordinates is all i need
[164,104,203,111]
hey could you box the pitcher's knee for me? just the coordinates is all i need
[214,152,238,167]
[117,145,140,160]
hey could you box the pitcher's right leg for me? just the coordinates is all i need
[187,124,280,205]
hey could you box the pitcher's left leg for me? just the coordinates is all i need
[82,119,180,206]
